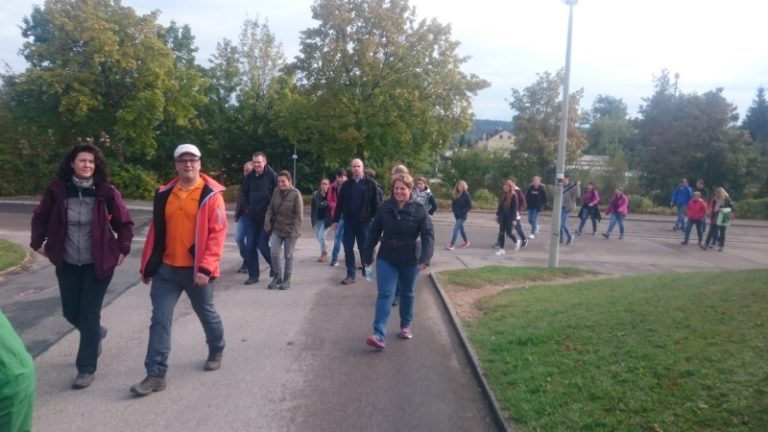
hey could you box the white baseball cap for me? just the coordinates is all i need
[173,144,201,159]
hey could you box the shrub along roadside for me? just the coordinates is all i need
[441,267,768,431]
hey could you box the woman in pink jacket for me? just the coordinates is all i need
[602,187,629,240]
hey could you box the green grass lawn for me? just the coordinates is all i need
[437,265,594,291]
[451,268,768,432]
[0,238,27,272]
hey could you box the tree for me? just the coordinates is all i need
[285,0,489,174]
[742,86,768,154]
[508,69,587,178]
[584,94,636,163]
[13,0,205,166]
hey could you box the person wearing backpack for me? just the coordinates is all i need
[701,187,733,252]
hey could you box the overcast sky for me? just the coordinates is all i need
[1,0,766,121]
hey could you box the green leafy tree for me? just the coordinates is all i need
[508,69,587,179]
[742,86,768,154]
[584,95,636,169]
[285,0,489,174]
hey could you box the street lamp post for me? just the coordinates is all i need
[548,0,578,268]
[292,142,298,184]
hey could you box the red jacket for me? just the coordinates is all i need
[686,198,707,221]
[140,173,227,280]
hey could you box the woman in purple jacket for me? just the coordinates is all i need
[602,187,629,239]
[576,182,601,235]
[30,142,134,389]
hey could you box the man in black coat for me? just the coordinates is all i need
[241,151,277,285]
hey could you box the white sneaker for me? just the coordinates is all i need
[495,248,506,256]
[528,233,536,239]
[514,239,522,251]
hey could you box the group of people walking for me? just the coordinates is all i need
[671,178,734,251]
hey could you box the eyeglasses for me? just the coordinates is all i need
[175,158,200,165]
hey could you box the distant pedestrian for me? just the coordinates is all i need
[0,310,35,432]
[602,187,629,239]
[264,171,304,290]
[327,169,347,267]
[242,152,277,285]
[412,176,437,216]
[681,191,707,245]
[702,187,733,252]
[694,178,711,236]
[560,174,580,245]
[132,144,227,397]
[234,161,254,273]
[510,177,529,247]
[332,158,382,285]
[670,178,693,231]
[30,142,134,389]
[447,180,472,250]
[311,178,332,263]
[525,176,547,239]
[495,179,520,256]
[576,182,601,235]
[363,173,434,350]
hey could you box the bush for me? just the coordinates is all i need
[628,195,653,214]
[734,198,768,220]
[223,184,241,203]
[110,164,159,200]
[472,188,497,209]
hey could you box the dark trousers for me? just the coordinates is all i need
[342,219,371,279]
[246,222,272,279]
[704,224,727,248]
[683,219,704,243]
[56,263,112,374]
[497,221,518,248]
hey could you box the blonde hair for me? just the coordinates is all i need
[391,164,410,176]
[391,173,414,191]
[714,187,729,202]
[453,180,468,199]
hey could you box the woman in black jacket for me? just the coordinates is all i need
[495,179,520,256]
[362,174,434,350]
[447,180,472,250]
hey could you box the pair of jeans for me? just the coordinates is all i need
[56,263,113,374]
[269,234,297,279]
[578,206,598,234]
[342,219,371,279]
[235,217,251,266]
[313,220,330,254]
[704,224,726,248]
[683,219,703,243]
[246,223,272,279]
[450,218,467,245]
[606,213,625,236]
[372,259,419,339]
[528,208,540,235]
[331,219,345,261]
[144,264,225,378]
[559,209,572,243]
[674,204,687,229]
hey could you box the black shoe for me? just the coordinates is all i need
[72,373,94,389]
[341,276,355,285]
[681,241,688,245]
[602,233,609,239]
[204,351,223,371]
[268,277,282,290]
[130,376,166,396]
[244,277,259,285]
[521,239,529,248]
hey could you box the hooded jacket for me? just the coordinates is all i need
[140,173,227,280]
[30,179,134,279]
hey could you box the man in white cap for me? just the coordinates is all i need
[131,144,228,396]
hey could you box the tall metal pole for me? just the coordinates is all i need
[548,0,577,268]
[292,142,298,184]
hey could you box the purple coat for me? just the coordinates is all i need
[30,179,134,279]
[606,193,629,216]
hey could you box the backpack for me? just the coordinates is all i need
[515,187,527,211]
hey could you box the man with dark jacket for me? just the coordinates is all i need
[333,158,381,284]
[241,151,277,285]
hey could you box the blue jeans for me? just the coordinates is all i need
[559,209,572,243]
[343,219,371,279]
[683,219,703,243]
[331,219,345,261]
[450,218,467,245]
[313,220,330,254]
[578,206,598,234]
[246,223,272,279]
[674,204,687,229]
[144,264,225,377]
[235,217,250,265]
[606,213,625,236]
[528,209,540,235]
[372,259,419,339]
[56,263,112,374]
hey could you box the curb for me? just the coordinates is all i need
[429,272,513,432]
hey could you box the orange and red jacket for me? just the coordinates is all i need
[140,173,228,281]
[686,198,707,221]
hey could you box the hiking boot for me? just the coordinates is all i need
[366,335,386,351]
[399,327,413,339]
[318,252,328,262]
[268,277,282,290]
[279,274,291,290]
[341,276,355,285]
[204,351,223,371]
[130,376,166,396]
[244,277,259,285]
[72,373,94,389]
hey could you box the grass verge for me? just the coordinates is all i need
[445,267,768,431]
[0,238,27,272]
[436,265,593,291]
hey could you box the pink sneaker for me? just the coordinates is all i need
[445,243,455,251]
[366,335,386,350]
[399,327,413,339]
[461,241,471,248]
